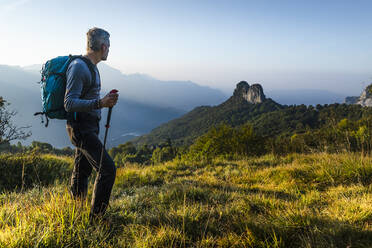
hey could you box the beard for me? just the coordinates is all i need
[101,52,109,61]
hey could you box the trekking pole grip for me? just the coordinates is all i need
[105,89,118,128]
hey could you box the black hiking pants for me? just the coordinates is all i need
[66,117,116,217]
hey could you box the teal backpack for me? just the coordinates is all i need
[34,55,95,127]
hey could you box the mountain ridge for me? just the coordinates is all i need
[133,81,372,148]
[0,63,225,148]
[133,81,283,147]
[19,63,228,111]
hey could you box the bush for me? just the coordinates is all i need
[109,142,154,165]
[186,123,264,162]
[0,153,71,192]
[151,146,176,164]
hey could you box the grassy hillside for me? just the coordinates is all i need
[134,98,282,147]
[251,103,372,137]
[132,87,372,148]
[0,153,371,247]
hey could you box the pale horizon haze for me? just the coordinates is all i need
[1,0,372,95]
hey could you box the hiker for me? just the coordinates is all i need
[64,27,118,219]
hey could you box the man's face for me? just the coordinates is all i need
[101,40,110,61]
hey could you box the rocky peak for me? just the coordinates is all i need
[345,84,372,107]
[233,81,266,104]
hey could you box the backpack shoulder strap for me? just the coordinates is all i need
[68,55,97,98]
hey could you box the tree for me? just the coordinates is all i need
[109,142,137,159]
[151,146,176,164]
[31,141,53,153]
[0,97,31,145]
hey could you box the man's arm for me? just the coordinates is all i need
[64,62,100,112]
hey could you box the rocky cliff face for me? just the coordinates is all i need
[345,84,372,107]
[233,81,266,104]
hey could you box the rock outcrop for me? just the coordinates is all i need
[345,84,372,107]
[233,81,266,104]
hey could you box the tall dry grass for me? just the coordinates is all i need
[0,153,371,247]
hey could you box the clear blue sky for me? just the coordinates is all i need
[1,0,372,94]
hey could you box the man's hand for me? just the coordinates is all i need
[100,91,119,108]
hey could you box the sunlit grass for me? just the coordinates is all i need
[0,152,371,247]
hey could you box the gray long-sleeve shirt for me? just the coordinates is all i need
[64,58,101,121]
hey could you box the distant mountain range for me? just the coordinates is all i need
[23,62,228,111]
[0,63,227,148]
[0,61,354,149]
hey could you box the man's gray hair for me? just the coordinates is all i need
[86,27,110,52]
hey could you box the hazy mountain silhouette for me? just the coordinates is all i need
[23,62,228,111]
[1,62,351,148]
[1,62,232,148]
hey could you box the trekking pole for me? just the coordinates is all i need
[98,89,118,174]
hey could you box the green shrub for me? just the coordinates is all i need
[151,146,176,164]
[0,153,71,192]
